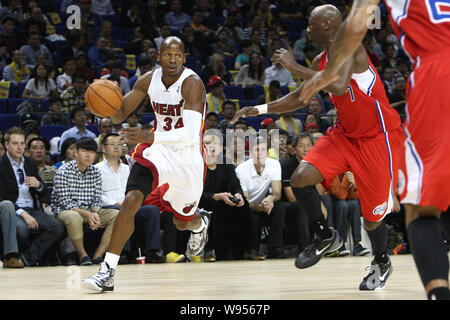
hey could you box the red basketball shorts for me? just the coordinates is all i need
[303,127,403,222]
[398,50,450,212]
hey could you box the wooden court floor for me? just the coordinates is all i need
[0,254,430,300]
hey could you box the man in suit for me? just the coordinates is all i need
[0,127,64,266]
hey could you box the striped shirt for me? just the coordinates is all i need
[51,160,102,215]
[95,159,130,206]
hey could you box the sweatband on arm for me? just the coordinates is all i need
[255,104,268,115]
[153,109,203,145]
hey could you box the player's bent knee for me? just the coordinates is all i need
[124,190,144,206]
[172,216,189,231]
[290,172,309,188]
[363,219,381,231]
[404,204,441,227]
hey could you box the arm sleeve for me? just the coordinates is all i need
[153,109,202,145]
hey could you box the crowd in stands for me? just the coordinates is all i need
[0,0,411,268]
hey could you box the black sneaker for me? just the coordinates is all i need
[91,256,104,264]
[20,253,38,267]
[80,256,92,266]
[295,227,343,269]
[83,261,115,293]
[146,250,165,263]
[359,256,393,290]
[353,243,371,256]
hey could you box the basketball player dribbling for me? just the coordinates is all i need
[84,37,209,293]
[232,4,403,290]
[299,0,450,301]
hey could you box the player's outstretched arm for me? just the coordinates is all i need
[299,0,380,103]
[231,83,308,125]
[110,71,153,124]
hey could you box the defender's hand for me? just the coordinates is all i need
[230,107,259,125]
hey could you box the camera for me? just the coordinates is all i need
[230,196,240,204]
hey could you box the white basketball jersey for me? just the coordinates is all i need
[148,67,204,134]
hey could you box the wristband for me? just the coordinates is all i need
[255,104,268,115]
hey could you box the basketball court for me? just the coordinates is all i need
[0,254,427,300]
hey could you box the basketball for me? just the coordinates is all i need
[85,79,123,117]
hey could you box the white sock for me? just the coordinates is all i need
[104,252,120,269]
[191,217,206,233]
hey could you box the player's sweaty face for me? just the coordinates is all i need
[306,13,322,46]
[159,46,185,76]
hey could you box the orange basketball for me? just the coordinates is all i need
[85,79,123,117]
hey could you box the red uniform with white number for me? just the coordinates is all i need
[385,0,450,211]
[302,51,403,222]
[131,68,206,221]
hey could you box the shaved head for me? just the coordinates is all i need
[307,4,343,47]
[160,36,185,53]
[311,5,342,30]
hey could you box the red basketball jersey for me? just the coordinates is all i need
[385,0,450,67]
[318,51,401,139]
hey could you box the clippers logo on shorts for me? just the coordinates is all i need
[183,201,197,214]
[373,202,387,215]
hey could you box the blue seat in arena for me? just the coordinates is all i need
[246,116,264,131]
[86,124,99,136]
[223,56,234,71]
[142,115,155,125]
[0,114,20,131]
[8,98,25,113]
[239,100,257,108]
[112,28,124,41]
[40,125,68,141]
[16,82,27,98]
[102,15,120,28]
[224,86,244,100]
[281,85,290,96]
[0,100,7,113]
[41,99,49,112]
[253,85,265,100]
[184,56,200,74]
[114,40,129,50]
[53,40,68,52]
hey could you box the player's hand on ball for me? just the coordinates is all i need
[230,107,259,125]
[120,127,154,144]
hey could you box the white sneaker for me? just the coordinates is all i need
[83,261,115,293]
[186,213,210,257]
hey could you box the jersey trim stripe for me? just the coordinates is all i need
[347,85,355,101]
[400,33,415,64]
[366,66,376,96]
[401,74,424,205]
[395,0,411,25]
[374,99,395,219]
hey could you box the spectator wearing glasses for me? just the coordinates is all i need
[0,127,64,267]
